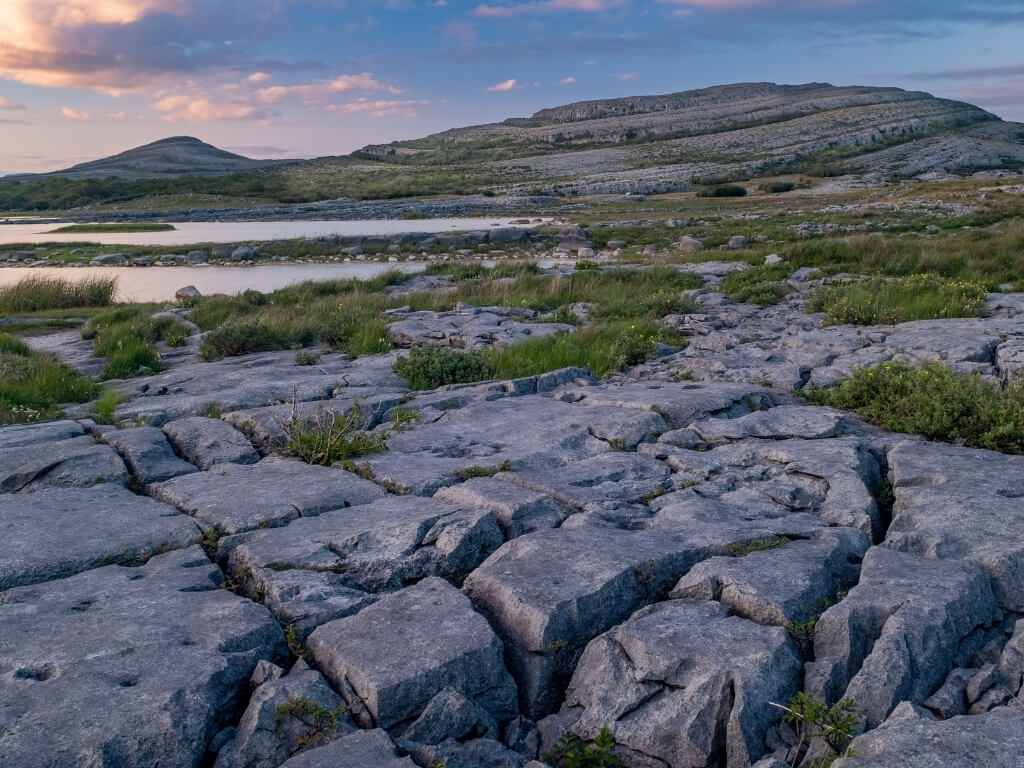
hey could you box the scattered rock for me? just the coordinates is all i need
[176,285,202,300]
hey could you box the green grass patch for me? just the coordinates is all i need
[49,223,175,233]
[0,332,98,424]
[805,360,1024,454]
[0,275,118,313]
[717,264,793,305]
[807,274,988,325]
[393,345,492,390]
[83,307,189,379]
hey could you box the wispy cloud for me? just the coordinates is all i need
[60,105,90,121]
[255,73,404,105]
[897,62,1024,81]
[611,71,639,80]
[324,98,429,118]
[153,94,260,123]
[475,0,625,18]
[487,78,520,92]
[560,76,576,84]
[0,97,26,110]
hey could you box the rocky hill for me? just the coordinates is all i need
[8,136,284,180]
[356,81,1024,195]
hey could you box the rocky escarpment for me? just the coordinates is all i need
[363,82,1024,195]
[4,269,1024,767]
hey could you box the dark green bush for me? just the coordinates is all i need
[696,184,747,198]
[200,322,290,361]
[805,361,1024,454]
[393,345,492,390]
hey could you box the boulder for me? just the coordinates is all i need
[677,235,704,252]
[0,484,199,590]
[564,599,801,767]
[278,729,415,768]
[728,235,749,249]
[90,252,128,265]
[187,250,208,263]
[0,547,286,768]
[433,477,567,538]
[400,687,498,744]
[212,245,237,259]
[307,578,518,731]
[232,245,257,261]
[765,253,784,265]
[176,285,202,300]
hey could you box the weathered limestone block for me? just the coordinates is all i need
[214,660,355,768]
[149,456,387,533]
[0,547,286,768]
[162,416,260,469]
[224,496,503,599]
[564,599,801,768]
[278,729,415,768]
[886,440,1024,611]
[689,405,849,445]
[307,578,518,731]
[571,381,775,428]
[833,707,1024,768]
[434,477,568,538]
[670,527,870,627]
[0,485,199,590]
[0,419,84,449]
[806,547,1000,730]
[0,435,128,493]
[400,687,498,744]
[104,426,199,483]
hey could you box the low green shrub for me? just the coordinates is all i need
[200,322,291,361]
[393,345,492,390]
[696,184,747,198]
[808,274,988,325]
[805,360,1024,454]
[93,389,130,424]
[543,728,622,768]
[280,401,387,465]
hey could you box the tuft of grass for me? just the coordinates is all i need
[93,389,130,424]
[808,274,988,326]
[393,345,492,390]
[805,360,1024,454]
[0,275,118,313]
[0,332,98,424]
[294,350,322,366]
[279,400,387,466]
[717,264,793,305]
[200,322,293,361]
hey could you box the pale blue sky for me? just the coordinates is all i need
[1,0,1022,174]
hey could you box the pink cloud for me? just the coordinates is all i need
[325,98,429,118]
[475,0,624,18]
[0,97,26,109]
[60,105,90,121]
[487,78,519,92]
[256,73,404,105]
[153,94,260,123]
[247,72,272,83]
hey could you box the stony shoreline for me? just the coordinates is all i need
[2,262,1024,768]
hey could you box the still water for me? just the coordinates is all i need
[0,263,429,302]
[0,218,542,247]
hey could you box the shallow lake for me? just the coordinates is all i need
[0,263,430,302]
[0,218,543,247]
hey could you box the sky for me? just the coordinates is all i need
[1,0,1023,174]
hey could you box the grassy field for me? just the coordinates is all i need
[0,275,118,313]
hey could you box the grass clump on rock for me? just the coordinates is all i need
[83,306,189,379]
[806,360,1024,454]
[393,345,492,390]
[808,274,988,325]
[0,332,98,424]
[718,264,793,306]
[280,401,388,466]
[0,275,117,313]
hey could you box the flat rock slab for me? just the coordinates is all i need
[0,485,199,590]
[671,527,870,627]
[364,396,666,496]
[0,420,84,449]
[834,707,1024,768]
[387,306,574,350]
[279,729,415,768]
[807,546,1000,730]
[572,381,775,428]
[0,547,285,768]
[434,477,567,538]
[565,599,801,768]
[149,456,387,533]
[104,426,199,484]
[162,416,260,470]
[222,498,503,634]
[886,440,1024,611]
[307,577,517,731]
[0,435,128,493]
[689,405,850,445]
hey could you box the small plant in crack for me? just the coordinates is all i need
[772,692,858,768]
[543,728,623,768]
[279,397,388,466]
[283,624,312,662]
[727,537,790,557]
[276,695,346,751]
[195,525,229,560]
